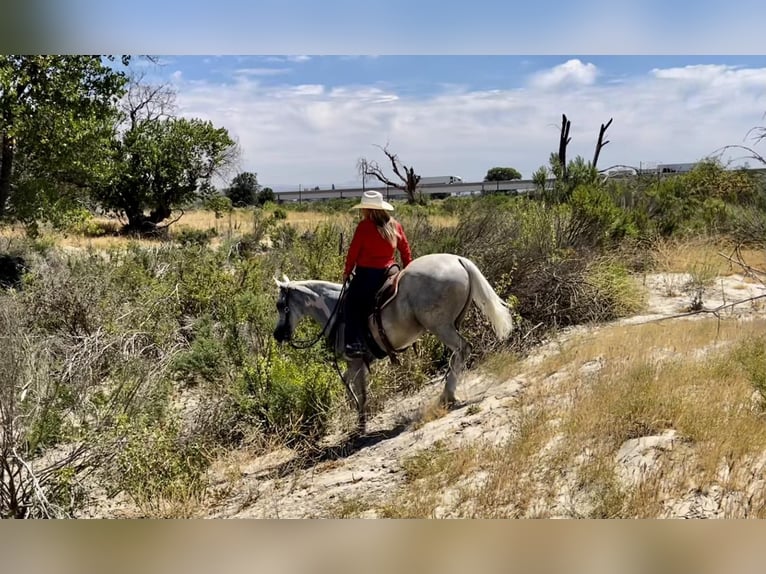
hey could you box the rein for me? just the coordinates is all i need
[286,280,348,350]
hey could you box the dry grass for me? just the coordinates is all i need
[0,208,357,250]
[652,236,766,278]
[373,316,766,518]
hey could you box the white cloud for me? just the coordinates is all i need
[282,84,325,96]
[234,67,291,77]
[530,59,599,89]
[172,61,766,187]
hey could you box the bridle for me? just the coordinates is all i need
[280,281,348,350]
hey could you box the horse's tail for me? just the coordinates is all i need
[459,257,514,340]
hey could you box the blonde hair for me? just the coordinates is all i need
[364,209,400,246]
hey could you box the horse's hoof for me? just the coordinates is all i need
[439,393,462,408]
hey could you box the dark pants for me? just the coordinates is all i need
[344,266,388,348]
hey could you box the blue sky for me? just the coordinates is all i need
[123,55,766,190]
[50,0,766,53]
[46,0,766,54]
[19,1,763,191]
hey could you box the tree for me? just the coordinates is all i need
[95,76,238,233]
[357,144,421,204]
[257,186,275,205]
[0,56,129,224]
[717,112,766,168]
[484,167,522,181]
[533,113,612,203]
[225,171,260,207]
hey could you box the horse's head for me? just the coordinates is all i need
[272,275,322,343]
[273,274,296,343]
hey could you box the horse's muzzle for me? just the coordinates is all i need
[273,326,290,343]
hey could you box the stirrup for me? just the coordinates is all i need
[344,343,366,358]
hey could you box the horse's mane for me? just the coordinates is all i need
[287,280,343,298]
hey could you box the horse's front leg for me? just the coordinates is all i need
[345,358,370,434]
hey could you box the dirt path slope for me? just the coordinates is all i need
[206,272,766,519]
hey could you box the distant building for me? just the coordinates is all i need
[657,162,697,174]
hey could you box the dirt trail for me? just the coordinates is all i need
[201,272,766,519]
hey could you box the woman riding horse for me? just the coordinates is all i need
[343,191,412,358]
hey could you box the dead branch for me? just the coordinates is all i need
[717,245,766,286]
[122,76,176,130]
[713,144,766,166]
[11,448,56,518]
[558,114,571,180]
[592,118,613,168]
[644,293,766,324]
[358,144,420,203]
[156,208,185,230]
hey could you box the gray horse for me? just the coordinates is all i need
[273,253,514,433]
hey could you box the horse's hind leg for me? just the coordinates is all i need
[432,325,472,406]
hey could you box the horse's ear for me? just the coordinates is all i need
[282,274,290,284]
[274,275,286,288]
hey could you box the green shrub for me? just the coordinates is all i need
[582,259,645,320]
[272,207,287,220]
[733,336,766,409]
[205,195,233,218]
[105,415,210,517]
[171,317,228,386]
[228,342,341,444]
[567,184,624,248]
[173,227,217,247]
[67,216,120,237]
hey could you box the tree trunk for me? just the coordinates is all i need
[558,114,571,183]
[0,132,14,218]
[592,118,613,169]
[404,166,419,204]
[149,203,171,224]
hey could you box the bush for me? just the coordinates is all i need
[733,336,766,409]
[205,195,233,218]
[173,227,217,247]
[104,415,210,517]
[567,184,625,248]
[171,317,228,386]
[215,342,341,446]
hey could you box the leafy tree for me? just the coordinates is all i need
[225,171,260,207]
[0,55,129,225]
[95,77,238,233]
[99,117,237,232]
[257,186,275,206]
[484,166,522,181]
[205,194,233,218]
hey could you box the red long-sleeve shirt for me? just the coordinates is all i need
[344,218,413,276]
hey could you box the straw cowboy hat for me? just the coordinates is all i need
[350,190,394,211]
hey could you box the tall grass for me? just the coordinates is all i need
[369,318,766,518]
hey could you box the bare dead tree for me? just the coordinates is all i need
[558,114,572,182]
[357,143,421,204]
[713,112,766,168]
[592,118,613,169]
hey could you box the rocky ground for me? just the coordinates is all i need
[196,271,766,519]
